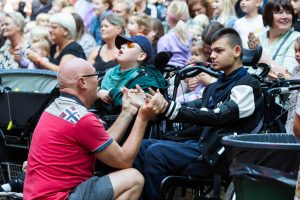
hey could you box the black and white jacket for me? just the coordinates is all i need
[164,73,264,166]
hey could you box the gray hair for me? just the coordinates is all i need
[50,13,76,39]
[103,13,126,35]
[6,12,25,32]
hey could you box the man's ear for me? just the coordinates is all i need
[78,77,87,89]
[137,52,147,62]
[233,45,242,58]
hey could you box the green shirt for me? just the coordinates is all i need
[100,64,168,114]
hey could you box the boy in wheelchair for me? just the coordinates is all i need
[133,28,264,199]
[97,34,168,115]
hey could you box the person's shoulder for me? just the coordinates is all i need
[103,64,120,76]
[69,41,83,48]
[158,32,171,43]
[237,72,261,87]
[289,29,300,39]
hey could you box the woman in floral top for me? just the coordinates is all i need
[0,12,30,69]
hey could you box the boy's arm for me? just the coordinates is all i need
[164,84,257,126]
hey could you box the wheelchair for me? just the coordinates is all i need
[0,69,58,149]
[157,46,264,200]
[0,69,59,199]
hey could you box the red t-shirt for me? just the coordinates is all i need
[24,97,112,200]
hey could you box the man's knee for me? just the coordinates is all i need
[130,168,144,187]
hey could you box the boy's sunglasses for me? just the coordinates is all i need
[123,42,143,52]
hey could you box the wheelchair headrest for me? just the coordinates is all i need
[154,51,173,73]
[242,45,263,66]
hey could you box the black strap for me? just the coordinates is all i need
[213,174,222,200]
[125,69,146,88]
[272,31,292,60]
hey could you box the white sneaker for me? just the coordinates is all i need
[12,192,23,198]
[0,191,17,196]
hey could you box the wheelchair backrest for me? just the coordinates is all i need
[0,69,58,93]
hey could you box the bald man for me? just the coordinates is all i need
[24,58,164,200]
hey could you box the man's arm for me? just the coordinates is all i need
[105,87,138,142]
[96,88,166,169]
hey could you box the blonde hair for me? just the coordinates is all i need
[52,0,70,9]
[296,37,300,46]
[134,13,152,35]
[31,39,50,57]
[167,1,190,45]
[24,21,36,34]
[6,12,25,32]
[30,26,51,43]
[50,13,76,39]
[36,13,49,26]
[216,0,236,26]
[189,14,209,37]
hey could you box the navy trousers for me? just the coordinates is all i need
[134,139,201,200]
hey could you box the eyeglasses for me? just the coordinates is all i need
[81,71,103,80]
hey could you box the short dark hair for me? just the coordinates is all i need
[211,28,243,58]
[262,0,296,28]
[202,22,224,45]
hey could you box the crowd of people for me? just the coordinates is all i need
[0,0,300,199]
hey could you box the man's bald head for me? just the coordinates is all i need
[58,58,95,89]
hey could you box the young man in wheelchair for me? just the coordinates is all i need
[133,28,264,199]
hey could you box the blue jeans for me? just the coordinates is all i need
[134,139,201,200]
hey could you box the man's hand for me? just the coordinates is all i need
[138,88,168,121]
[121,87,138,116]
[98,89,112,104]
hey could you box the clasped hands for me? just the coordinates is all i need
[121,85,168,121]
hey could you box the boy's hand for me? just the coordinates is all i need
[121,87,138,115]
[128,84,146,108]
[98,89,112,104]
[138,89,168,121]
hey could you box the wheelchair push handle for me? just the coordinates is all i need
[266,79,300,96]
[178,63,221,80]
